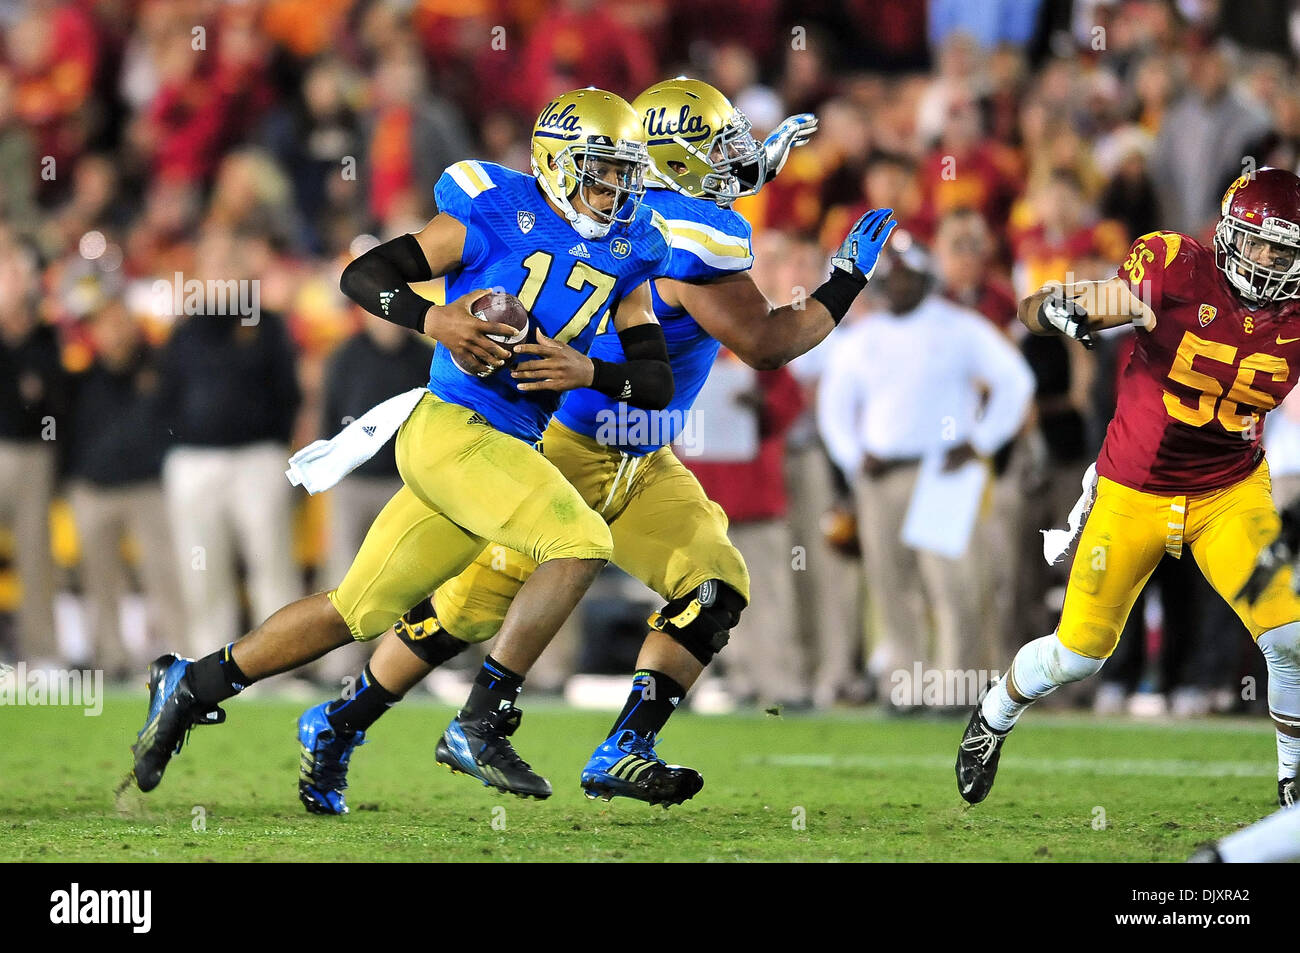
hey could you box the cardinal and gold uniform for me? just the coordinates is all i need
[1058,230,1300,659]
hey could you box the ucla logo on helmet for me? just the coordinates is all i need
[643,106,712,144]
[610,237,631,259]
[537,101,583,140]
[517,210,535,234]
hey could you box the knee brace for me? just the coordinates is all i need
[393,595,472,668]
[1011,632,1106,699]
[1258,622,1300,727]
[647,580,746,666]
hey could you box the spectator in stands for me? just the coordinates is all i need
[362,43,471,226]
[67,298,182,680]
[0,230,64,665]
[1151,44,1270,238]
[0,67,37,230]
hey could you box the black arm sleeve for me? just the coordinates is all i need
[339,234,436,332]
[588,323,674,411]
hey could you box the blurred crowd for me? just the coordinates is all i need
[2,0,1297,714]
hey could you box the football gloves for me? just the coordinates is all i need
[758,113,819,184]
[1039,290,1095,349]
[1238,505,1300,604]
[831,208,898,283]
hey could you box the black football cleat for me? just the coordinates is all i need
[956,688,1009,805]
[1281,777,1297,808]
[131,654,225,792]
[580,730,704,808]
[435,706,552,799]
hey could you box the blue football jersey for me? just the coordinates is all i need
[426,160,673,443]
[555,186,755,455]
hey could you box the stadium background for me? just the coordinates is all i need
[2,0,1297,717]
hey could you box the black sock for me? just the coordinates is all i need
[608,670,686,739]
[462,655,524,719]
[188,643,250,706]
[325,663,401,735]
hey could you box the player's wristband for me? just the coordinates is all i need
[588,323,674,410]
[811,268,868,325]
[340,234,435,333]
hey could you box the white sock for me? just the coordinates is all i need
[1257,624,1300,780]
[1278,730,1300,782]
[982,633,1106,732]
[1218,804,1300,863]
[980,675,1025,732]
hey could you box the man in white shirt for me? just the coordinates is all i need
[818,236,1034,704]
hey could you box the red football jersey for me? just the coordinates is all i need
[1098,231,1300,494]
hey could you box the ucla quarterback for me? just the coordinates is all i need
[130,89,678,800]
[293,79,897,813]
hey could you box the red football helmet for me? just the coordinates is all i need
[1215,167,1300,304]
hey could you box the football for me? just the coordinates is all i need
[471,290,530,347]
[451,291,531,376]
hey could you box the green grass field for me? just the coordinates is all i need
[1,692,1282,862]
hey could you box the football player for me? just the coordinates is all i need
[130,89,679,800]
[294,78,896,813]
[957,167,1300,809]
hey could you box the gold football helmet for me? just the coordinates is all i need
[530,88,649,240]
[633,78,766,206]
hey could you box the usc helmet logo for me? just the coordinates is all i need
[1222,173,1251,215]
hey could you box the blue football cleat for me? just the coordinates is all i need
[297,702,365,815]
[580,730,703,808]
[435,707,552,799]
[131,653,225,792]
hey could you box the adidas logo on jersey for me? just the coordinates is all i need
[569,243,591,259]
[466,412,488,426]
[362,425,377,437]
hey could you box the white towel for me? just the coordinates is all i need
[1041,462,1098,565]
[286,387,427,495]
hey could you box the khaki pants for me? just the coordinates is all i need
[163,442,302,655]
[855,466,983,696]
[69,480,183,674]
[0,439,57,661]
[784,442,863,706]
[975,440,1031,668]
[722,520,807,705]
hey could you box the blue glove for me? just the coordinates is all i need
[760,113,819,183]
[831,208,897,282]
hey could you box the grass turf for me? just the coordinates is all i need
[0,692,1281,862]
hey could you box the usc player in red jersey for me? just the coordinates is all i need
[957,167,1300,809]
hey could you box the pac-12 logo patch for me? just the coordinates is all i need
[1198,303,1217,327]
[517,211,535,234]
[610,237,631,259]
